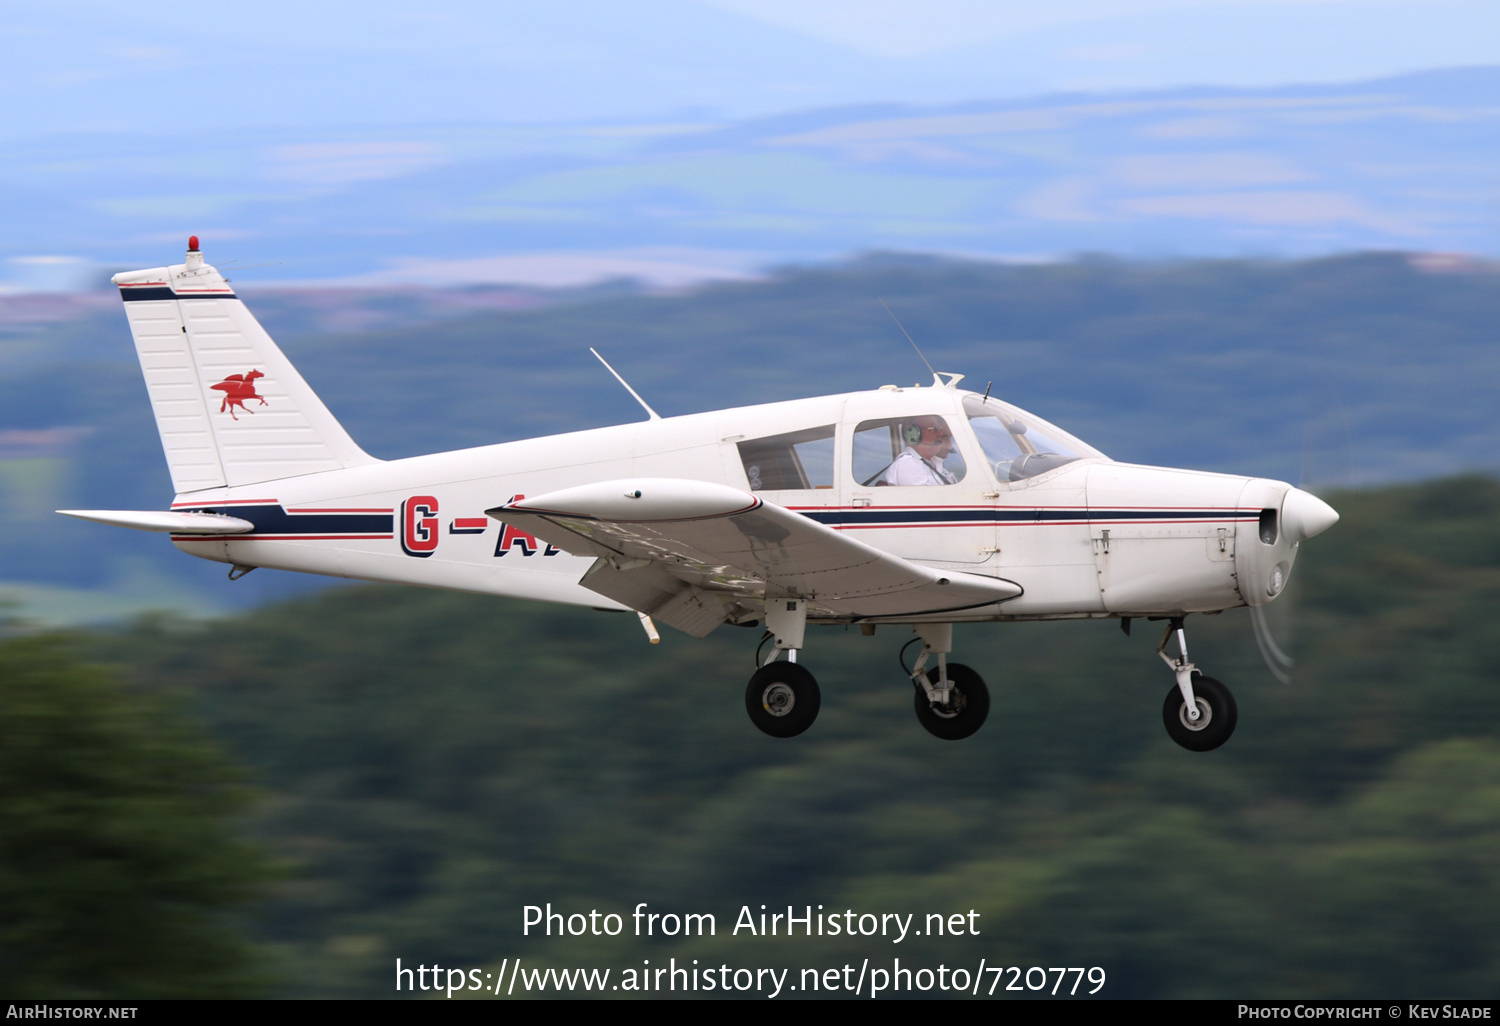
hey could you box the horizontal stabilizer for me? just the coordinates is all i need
[56,509,255,534]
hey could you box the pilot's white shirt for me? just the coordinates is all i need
[881,447,957,486]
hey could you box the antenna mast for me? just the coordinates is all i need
[589,348,661,421]
[880,299,939,384]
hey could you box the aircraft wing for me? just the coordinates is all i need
[488,479,1021,637]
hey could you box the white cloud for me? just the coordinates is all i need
[2,256,96,292]
[1060,43,1152,63]
[1117,190,1421,234]
[107,45,180,63]
[1016,178,1100,222]
[316,248,767,290]
[1111,152,1308,189]
[267,142,444,185]
[1142,116,1257,139]
[692,0,1398,57]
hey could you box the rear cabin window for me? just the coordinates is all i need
[738,426,836,491]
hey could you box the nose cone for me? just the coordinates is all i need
[1282,488,1339,541]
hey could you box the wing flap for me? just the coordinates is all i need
[578,557,730,638]
[488,479,1020,628]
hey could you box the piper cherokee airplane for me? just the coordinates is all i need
[61,238,1339,750]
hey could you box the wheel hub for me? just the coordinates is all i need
[1178,697,1213,732]
[762,682,796,717]
[927,686,967,719]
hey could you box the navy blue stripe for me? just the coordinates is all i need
[1086,509,1252,522]
[801,508,1250,527]
[119,288,237,302]
[177,504,391,535]
[178,503,1237,534]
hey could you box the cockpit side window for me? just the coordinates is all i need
[851,416,967,486]
[738,425,836,490]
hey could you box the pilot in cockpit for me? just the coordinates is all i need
[880,416,959,486]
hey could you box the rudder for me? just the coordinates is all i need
[113,238,377,493]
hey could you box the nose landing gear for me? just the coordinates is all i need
[1162,673,1236,751]
[1157,617,1237,751]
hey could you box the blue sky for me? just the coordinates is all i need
[5,0,1497,133]
[3,1,1498,287]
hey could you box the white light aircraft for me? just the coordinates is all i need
[62,239,1339,750]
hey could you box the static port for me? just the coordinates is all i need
[1259,508,1279,545]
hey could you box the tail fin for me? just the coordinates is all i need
[112,238,377,493]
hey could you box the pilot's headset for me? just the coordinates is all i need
[902,420,947,447]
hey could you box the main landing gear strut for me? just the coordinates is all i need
[745,599,821,738]
[903,623,990,741]
[741,605,992,741]
[1157,617,1237,752]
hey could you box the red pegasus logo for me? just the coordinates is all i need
[211,370,267,419]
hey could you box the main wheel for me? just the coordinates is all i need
[1162,673,1237,751]
[914,663,990,740]
[745,662,821,738]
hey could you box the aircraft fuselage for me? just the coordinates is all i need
[166,386,1305,625]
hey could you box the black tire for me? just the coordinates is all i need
[745,662,821,738]
[913,663,990,740]
[1162,673,1237,751]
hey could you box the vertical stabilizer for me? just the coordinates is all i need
[112,238,377,493]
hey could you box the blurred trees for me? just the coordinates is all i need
[0,636,276,997]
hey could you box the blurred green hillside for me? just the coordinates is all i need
[49,473,1496,998]
[4,253,1500,623]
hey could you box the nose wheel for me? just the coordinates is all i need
[745,662,821,738]
[1162,673,1236,751]
[1156,618,1237,751]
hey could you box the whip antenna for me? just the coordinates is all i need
[880,299,937,381]
[589,348,661,421]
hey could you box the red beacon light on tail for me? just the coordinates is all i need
[188,235,200,252]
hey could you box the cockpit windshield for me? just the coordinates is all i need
[963,395,1104,482]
